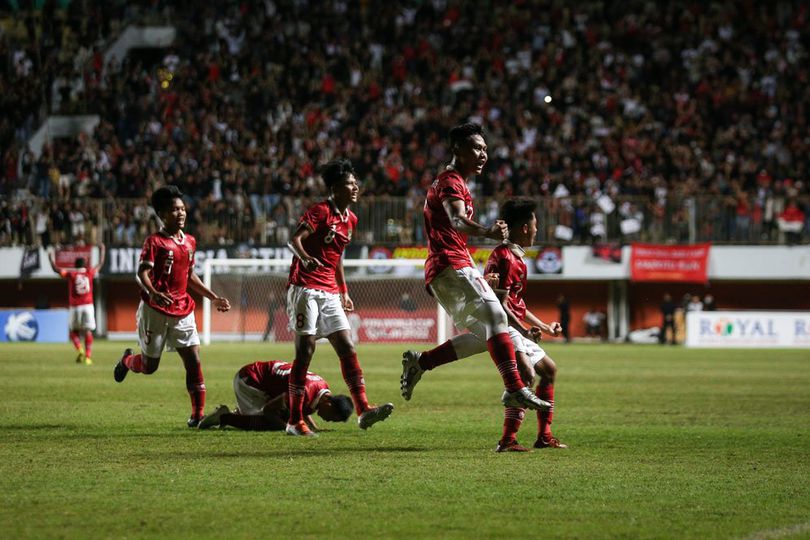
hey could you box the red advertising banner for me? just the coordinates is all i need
[630,243,711,283]
[56,245,93,268]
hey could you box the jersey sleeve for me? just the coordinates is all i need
[139,236,156,267]
[438,174,467,202]
[299,203,326,233]
[58,269,69,279]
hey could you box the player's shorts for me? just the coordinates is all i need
[69,303,96,331]
[429,266,506,340]
[136,301,200,358]
[286,285,351,338]
[233,373,270,416]
[508,326,546,363]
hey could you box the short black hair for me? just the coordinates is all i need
[327,394,354,422]
[502,198,537,230]
[449,122,484,151]
[75,257,86,268]
[321,158,355,190]
[151,185,183,214]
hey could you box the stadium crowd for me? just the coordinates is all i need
[1,0,808,247]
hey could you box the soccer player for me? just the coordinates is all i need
[197,360,354,432]
[402,122,551,412]
[48,243,106,365]
[113,185,231,427]
[284,158,393,436]
[402,199,567,452]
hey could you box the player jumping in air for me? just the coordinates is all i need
[197,360,354,431]
[285,158,393,436]
[113,185,231,427]
[48,243,106,365]
[402,199,567,452]
[402,122,552,413]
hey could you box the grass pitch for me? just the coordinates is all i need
[0,342,808,539]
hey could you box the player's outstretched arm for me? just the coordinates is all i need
[47,247,61,274]
[442,198,508,241]
[288,224,323,271]
[93,243,106,273]
[188,272,230,312]
[524,309,562,340]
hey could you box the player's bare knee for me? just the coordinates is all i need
[535,356,557,382]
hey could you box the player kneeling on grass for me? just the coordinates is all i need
[113,186,231,428]
[198,360,354,432]
[284,158,393,436]
[402,199,567,452]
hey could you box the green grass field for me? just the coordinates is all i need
[1,342,808,539]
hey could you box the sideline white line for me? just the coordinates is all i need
[739,522,810,540]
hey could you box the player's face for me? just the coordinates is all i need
[162,198,186,232]
[332,173,359,207]
[454,134,488,176]
[526,213,537,245]
[316,398,343,422]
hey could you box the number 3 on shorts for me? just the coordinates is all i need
[296,313,305,329]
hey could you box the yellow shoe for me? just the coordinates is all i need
[84,356,93,366]
[75,348,85,364]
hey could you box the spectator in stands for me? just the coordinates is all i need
[583,308,604,340]
[778,199,806,245]
[703,294,716,312]
[686,295,704,313]
[659,293,676,345]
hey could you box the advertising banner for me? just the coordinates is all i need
[630,243,710,282]
[686,311,810,348]
[272,309,437,343]
[0,309,69,343]
[55,246,93,268]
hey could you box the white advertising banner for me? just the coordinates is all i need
[686,311,810,348]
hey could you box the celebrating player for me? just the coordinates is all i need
[402,122,551,412]
[113,185,231,427]
[284,158,393,436]
[197,360,354,431]
[48,243,106,365]
[402,199,566,451]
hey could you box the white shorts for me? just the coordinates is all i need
[508,326,546,364]
[137,301,200,358]
[233,373,270,415]
[429,266,505,340]
[286,285,351,338]
[69,304,96,331]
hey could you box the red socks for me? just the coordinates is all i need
[123,352,145,372]
[70,331,82,350]
[84,331,93,358]
[287,358,309,424]
[418,340,458,371]
[183,360,206,420]
[500,407,525,444]
[536,383,554,439]
[339,352,370,415]
[486,333,523,393]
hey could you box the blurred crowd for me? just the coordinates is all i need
[1,0,809,247]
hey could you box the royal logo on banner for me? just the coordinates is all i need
[630,243,710,283]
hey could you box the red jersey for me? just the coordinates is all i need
[485,243,527,322]
[139,230,197,317]
[60,267,96,307]
[238,361,330,416]
[288,200,357,294]
[423,169,474,285]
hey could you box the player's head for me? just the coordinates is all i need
[322,158,358,207]
[449,122,487,177]
[502,198,537,247]
[75,257,86,269]
[151,185,186,232]
[316,393,354,422]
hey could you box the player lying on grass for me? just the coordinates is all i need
[285,158,393,436]
[416,122,551,413]
[402,199,567,452]
[197,360,354,431]
[113,185,231,428]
